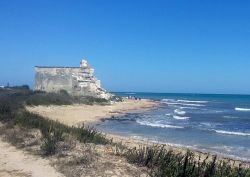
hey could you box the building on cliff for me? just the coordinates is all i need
[34,59,112,99]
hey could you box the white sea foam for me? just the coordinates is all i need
[180,107,198,110]
[223,115,239,119]
[165,102,205,107]
[136,120,184,129]
[174,109,186,115]
[173,115,190,120]
[200,122,213,127]
[235,107,250,112]
[161,98,176,101]
[177,99,208,103]
[214,130,250,136]
[161,99,205,107]
[161,99,208,104]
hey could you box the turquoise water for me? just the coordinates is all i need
[97,92,250,161]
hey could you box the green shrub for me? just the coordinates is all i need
[73,96,109,105]
[70,125,110,144]
[10,110,109,146]
[25,92,73,106]
[0,97,18,121]
[121,145,250,177]
[0,102,11,115]
[41,127,63,155]
[0,87,114,108]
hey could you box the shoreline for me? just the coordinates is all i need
[26,98,250,168]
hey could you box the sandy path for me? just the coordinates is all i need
[0,138,64,177]
[26,99,158,126]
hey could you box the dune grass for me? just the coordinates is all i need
[0,88,111,155]
[0,87,249,176]
[120,145,250,177]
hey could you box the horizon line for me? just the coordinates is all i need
[111,91,250,96]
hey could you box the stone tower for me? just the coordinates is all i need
[34,59,112,99]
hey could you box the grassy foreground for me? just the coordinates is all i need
[0,87,111,153]
[0,87,250,177]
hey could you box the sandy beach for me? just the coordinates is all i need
[0,96,249,177]
[26,99,158,126]
[26,98,250,169]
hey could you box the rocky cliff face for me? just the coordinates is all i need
[34,59,112,99]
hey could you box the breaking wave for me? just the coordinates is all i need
[173,115,190,120]
[180,107,198,110]
[136,120,184,129]
[177,99,208,103]
[161,99,207,107]
[164,102,205,107]
[174,109,186,115]
[235,107,250,112]
[161,99,175,102]
[214,130,250,136]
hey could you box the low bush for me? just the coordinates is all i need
[0,88,110,107]
[41,127,63,155]
[25,91,73,106]
[0,97,20,122]
[122,145,250,177]
[13,111,110,147]
[73,96,109,105]
[72,125,110,144]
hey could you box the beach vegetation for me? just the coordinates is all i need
[0,87,249,176]
[0,87,111,107]
[119,144,250,177]
[0,88,111,155]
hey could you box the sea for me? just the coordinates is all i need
[96,92,250,162]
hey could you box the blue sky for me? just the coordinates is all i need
[0,0,249,94]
